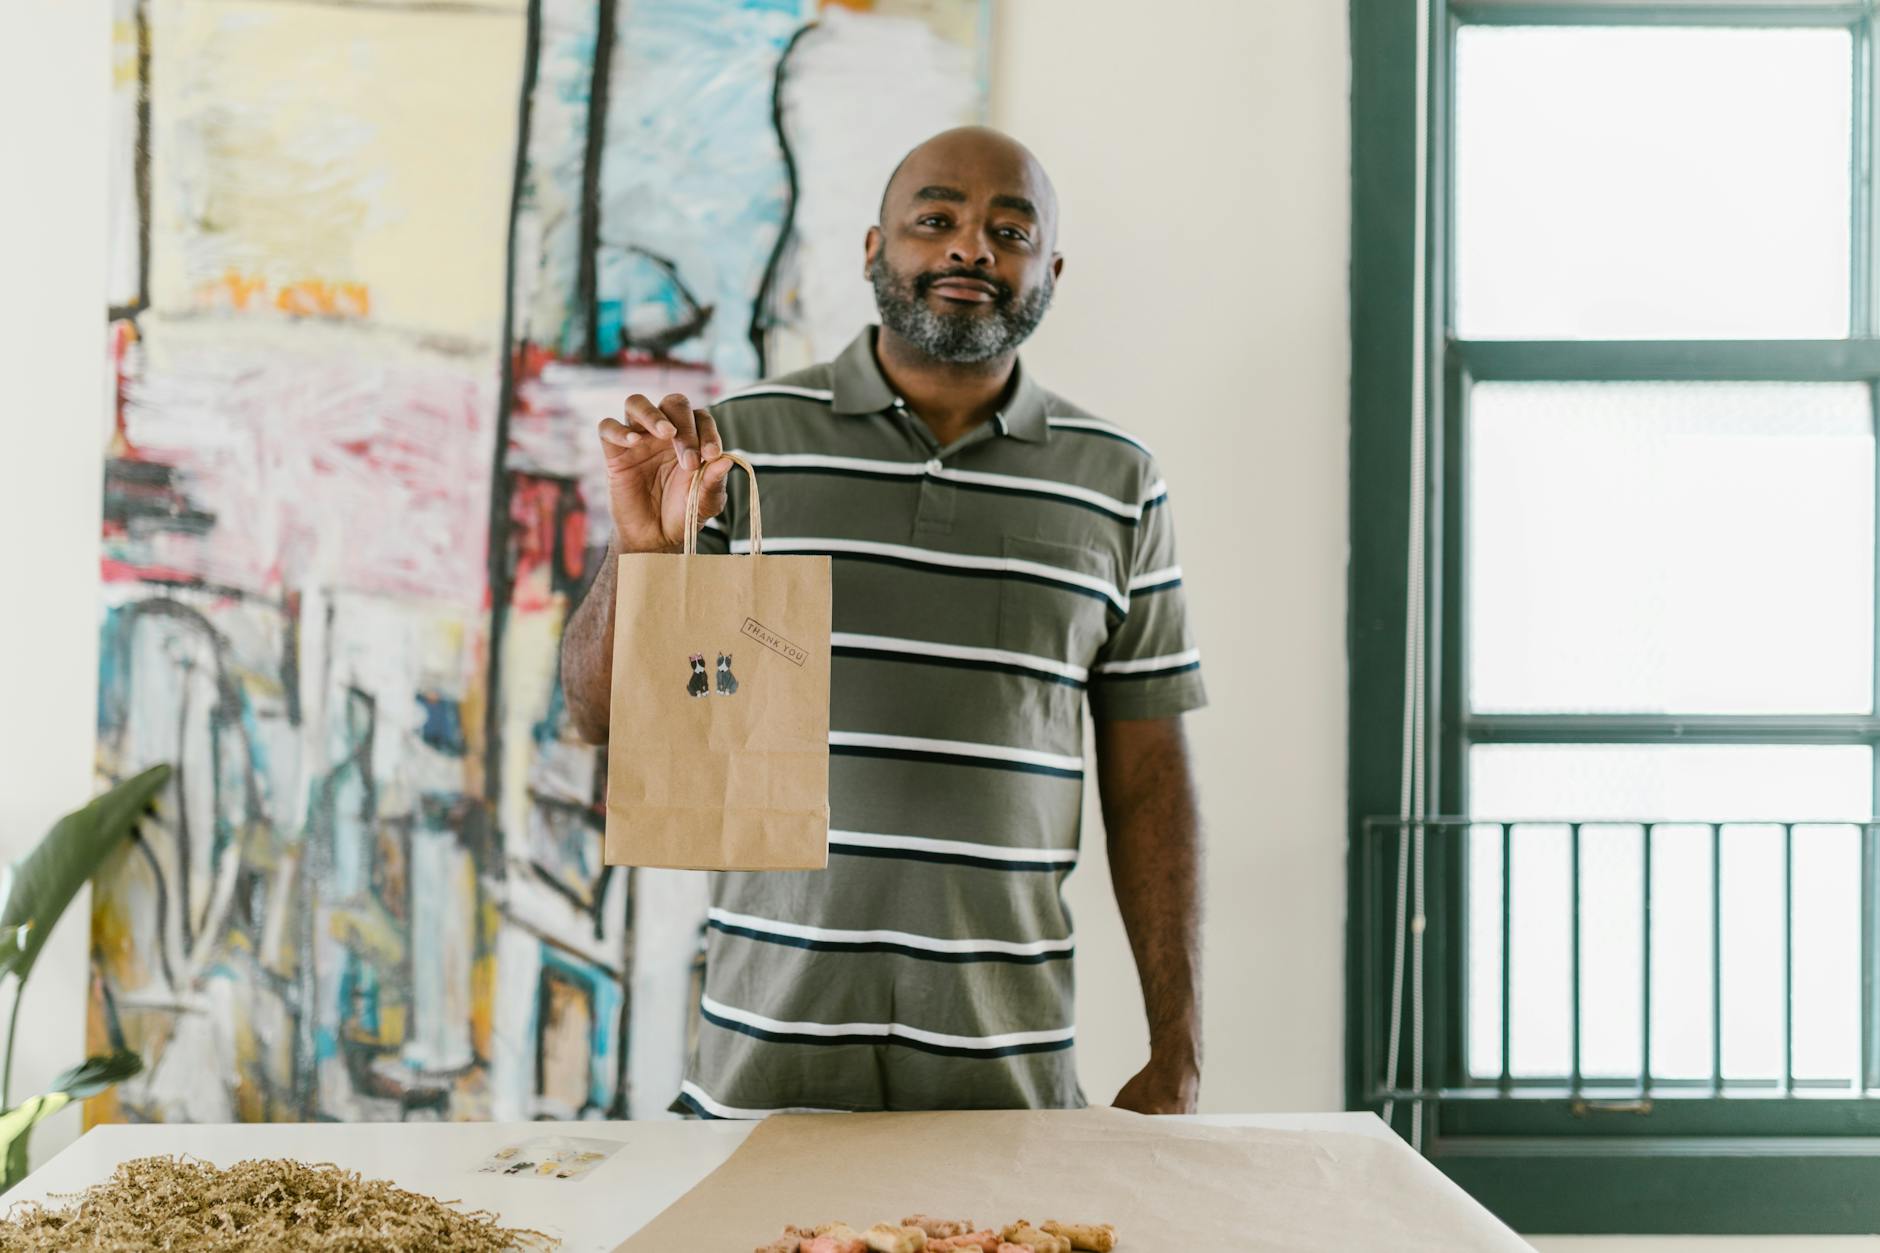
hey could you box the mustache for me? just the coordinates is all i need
[915,268,1012,301]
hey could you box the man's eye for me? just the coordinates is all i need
[919,215,948,227]
[999,228,1028,241]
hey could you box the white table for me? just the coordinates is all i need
[7,1113,1392,1251]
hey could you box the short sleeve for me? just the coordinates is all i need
[1087,467,1208,721]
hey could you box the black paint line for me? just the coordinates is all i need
[482,0,544,811]
[610,865,634,1117]
[577,0,616,363]
[134,0,151,315]
[619,246,713,356]
[131,835,180,992]
[748,20,816,380]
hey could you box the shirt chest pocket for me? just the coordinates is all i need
[997,535,1119,673]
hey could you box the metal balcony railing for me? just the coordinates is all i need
[1359,817,1880,1113]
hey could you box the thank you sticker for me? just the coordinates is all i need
[742,617,808,667]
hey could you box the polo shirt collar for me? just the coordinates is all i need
[830,326,1050,443]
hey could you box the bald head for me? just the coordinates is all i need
[878,126,1059,248]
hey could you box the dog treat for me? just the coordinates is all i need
[905,1215,977,1239]
[1041,1221,1117,1252]
[926,1233,1000,1252]
[804,1237,867,1253]
[1000,1222,1070,1253]
[805,1225,868,1253]
[863,1222,929,1253]
[765,1217,1111,1253]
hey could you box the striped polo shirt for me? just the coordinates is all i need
[673,326,1206,1118]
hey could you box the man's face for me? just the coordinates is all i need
[867,144,1061,365]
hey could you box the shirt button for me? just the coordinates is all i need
[925,458,943,474]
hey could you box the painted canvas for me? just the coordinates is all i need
[93,0,989,1126]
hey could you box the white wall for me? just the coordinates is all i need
[0,0,111,1166]
[988,0,1350,1115]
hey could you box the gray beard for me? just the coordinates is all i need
[869,256,1053,365]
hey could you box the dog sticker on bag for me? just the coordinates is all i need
[682,651,740,698]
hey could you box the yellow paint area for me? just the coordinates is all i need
[147,0,525,343]
[195,270,373,320]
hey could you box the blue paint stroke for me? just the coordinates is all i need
[416,691,469,757]
[597,0,805,382]
[539,944,623,1111]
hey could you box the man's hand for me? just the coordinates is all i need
[1113,1054,1200,1115]
[561,392,732,744]
[599,392,734,553]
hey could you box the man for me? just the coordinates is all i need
[560,127,1206,1117]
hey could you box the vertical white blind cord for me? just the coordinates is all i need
[1381,0,1434,1156]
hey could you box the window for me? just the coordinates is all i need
[1351,0,1880,1235]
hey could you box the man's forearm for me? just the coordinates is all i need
[1111,805,1204,1065]
[560,537,619,744]
[1098,718,1205,1069]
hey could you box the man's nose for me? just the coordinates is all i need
[947,228,994,269]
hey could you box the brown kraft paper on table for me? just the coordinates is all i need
[604,453,832,870]
[611,1107,1535,1252]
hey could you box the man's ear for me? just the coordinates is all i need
[1051,253,1065,282]
[863,224,883,280]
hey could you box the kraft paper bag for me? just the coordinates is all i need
[604,453,831,870]
[611,1108,1535,1252]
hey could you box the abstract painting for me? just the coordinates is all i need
[92,0,988,1126]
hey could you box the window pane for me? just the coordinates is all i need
[1651,822,1716,1081]
[1468,382,1874,715]
[1719,823,1784,1081]
[1581,822,1644,1080]
[1510,823,1573,1077]
[1792,824,1861,1082]
[1468,823,1506,1079]
[1467,746,1871,1083]
[1469,743,1871,822]
[1455,26,1851,339]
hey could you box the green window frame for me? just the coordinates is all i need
[1349,0,1880,1235]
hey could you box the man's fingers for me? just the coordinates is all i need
[599,417,653,461]
[599,416,639,447]
[623,393,676,439]
[697,408,722,462]
[694,453,735,519]
[658,393,701,470]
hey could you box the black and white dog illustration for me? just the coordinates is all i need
[686,654,711,698]
[716,652,739,696]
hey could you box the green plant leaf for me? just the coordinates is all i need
[0,926,30,982]
[0,1052,143,1193]
[46,1050,142,1102]
[0,1093,68,1151]
[0,763,171,984]
[2,1131,25,1194]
